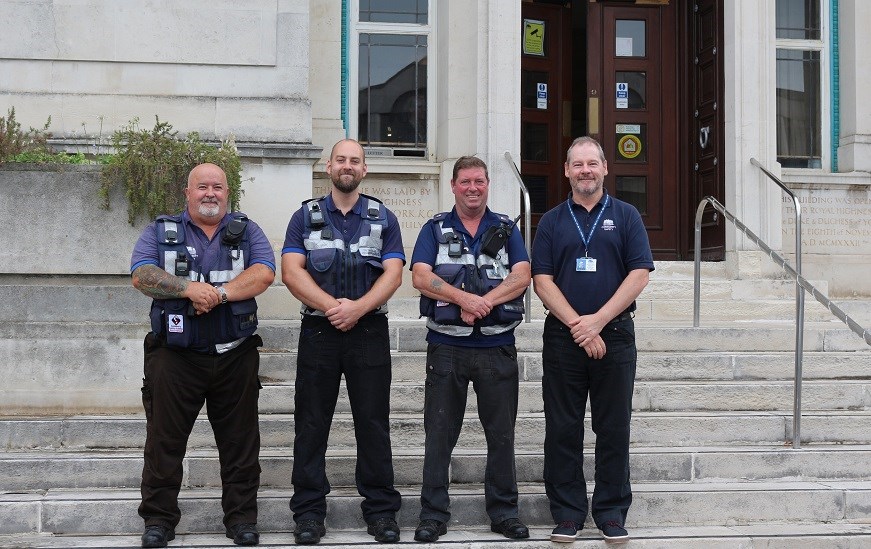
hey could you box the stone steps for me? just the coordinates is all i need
[3,481,871,536]
[5,524,871,549]
[2,321,867,415]
[4,445,871,491]
[4,410,871,451]
[250,379,871,414]
[2,261,870,541]
[1,270,857,323]
[260,350,871,382]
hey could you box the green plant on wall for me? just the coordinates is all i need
[100,117,243,225]
[0,108,86,164]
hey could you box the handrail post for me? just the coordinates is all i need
[792,200,804,449]
[504,152,532,322]
[693,200,707,328]
[750,158,804,449]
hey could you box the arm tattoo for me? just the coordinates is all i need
[501,272,519,288]
[429,277,444,290]
[133,265,189,299]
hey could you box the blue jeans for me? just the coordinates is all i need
[290,314,401,522]
[542,314,636,528]
[419,343,520,524]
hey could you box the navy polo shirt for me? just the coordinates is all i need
[531,191,654,317]
[411,207,530,347]
[131,210,276,275]
[282,194,406,263]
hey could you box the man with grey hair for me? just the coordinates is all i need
[131,163,275,547]
[532,136,653,543]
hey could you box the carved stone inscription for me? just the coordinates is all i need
[313,175,439,246]
[782,188,871,254]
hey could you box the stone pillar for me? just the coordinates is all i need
[723,0,782,262]
[837,0,871,172]
[435,1,521,218]
[481,0,522,218]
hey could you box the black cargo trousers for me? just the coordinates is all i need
[138,332,263,530]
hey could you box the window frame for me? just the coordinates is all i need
[775,0,831,171]
[349,0,435,160]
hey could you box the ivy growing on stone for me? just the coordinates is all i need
[100,117,243,225]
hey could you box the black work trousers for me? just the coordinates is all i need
[139,332,263,530]
[419,343,520,524]
[290,314,401,523]
[542,314,637,529]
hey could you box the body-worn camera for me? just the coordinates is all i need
[309,202,325,227]
[175,252,190,277]
[447,234,464,258]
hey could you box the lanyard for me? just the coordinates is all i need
[566,194,609,257]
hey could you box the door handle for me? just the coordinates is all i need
[699,126,711,149]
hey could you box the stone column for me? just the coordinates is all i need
[837,0,871,172]
[723,0,783,264]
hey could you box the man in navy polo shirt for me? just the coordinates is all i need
[131,163,275,548]
[410,156,531,542]
[531,137,654,543]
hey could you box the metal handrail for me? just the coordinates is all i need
[504,151,532,322]
[694,195,806,446]
[694,195,871,449]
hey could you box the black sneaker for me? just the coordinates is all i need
[490,518,529,539]
[141,525,175,548]
[367,517,400,543]
[413,519,447,542]
[226,523,259,546]
[550,520,580,543]
[600,520,629,542]
[293,519,326,545]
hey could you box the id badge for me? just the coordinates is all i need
[576,257,597,272]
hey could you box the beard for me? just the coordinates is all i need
[197,201,221,218]
[333,173,362,194]
[573,178,603,197]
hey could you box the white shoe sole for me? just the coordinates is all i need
[550,532,580,543]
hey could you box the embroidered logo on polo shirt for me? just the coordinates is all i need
[602,219,616,231]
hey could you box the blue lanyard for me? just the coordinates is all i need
[566,194,609,256]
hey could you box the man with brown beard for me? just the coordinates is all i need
[281,139,404,545]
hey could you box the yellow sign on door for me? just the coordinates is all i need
[523,19,545,56]
[618,135,642,159]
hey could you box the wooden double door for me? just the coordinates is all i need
[520,0,724,260]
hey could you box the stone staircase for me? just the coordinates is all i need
[1,261,871,547]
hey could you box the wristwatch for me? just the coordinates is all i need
[217,286,228,305]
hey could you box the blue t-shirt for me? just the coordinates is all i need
[131,210,276,275]
[411,207,530,347]
[531,191,654,317]
[282,193,406,263]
